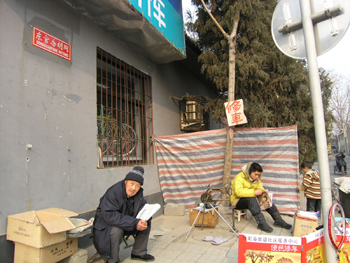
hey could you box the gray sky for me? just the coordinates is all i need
[318,29,350,78]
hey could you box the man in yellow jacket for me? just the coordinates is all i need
[231,162,292,233]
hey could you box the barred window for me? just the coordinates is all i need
[96,48,154,168]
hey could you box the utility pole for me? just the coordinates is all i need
[272,0,350,261]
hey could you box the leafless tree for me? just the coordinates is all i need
[184,8,198,40]
[330,76,350,135]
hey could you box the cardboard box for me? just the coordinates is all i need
[292,215,319,237]
[7,208,78,248]
[14,238,78,263]
[189,209,219,227]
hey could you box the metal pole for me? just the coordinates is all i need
[184,207,203,242]
[299,0,337,261]
[209,203,239,237]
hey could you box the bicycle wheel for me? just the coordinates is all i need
[97,119,113,156]
[107,122,138,156]
[120,124,138,156]
[328,203,346,251]
[341,166,345,176]
[107,121,122,156]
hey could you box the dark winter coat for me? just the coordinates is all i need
[93,180,148,259]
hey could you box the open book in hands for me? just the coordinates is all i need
[257,190,273,211]
[136,203,161,221]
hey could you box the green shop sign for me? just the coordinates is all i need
[128,0,185,56]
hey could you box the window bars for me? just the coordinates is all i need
[96,47,154,168]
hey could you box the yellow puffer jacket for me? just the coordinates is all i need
[230,171,265,205]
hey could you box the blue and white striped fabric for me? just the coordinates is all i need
[155,125,299,214]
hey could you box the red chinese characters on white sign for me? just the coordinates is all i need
[32,27,72,61]
[224,99,247,126]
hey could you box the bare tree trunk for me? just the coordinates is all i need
[222,21,239,206]
[200,0,239,206]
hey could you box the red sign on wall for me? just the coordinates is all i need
[32,26,72,61]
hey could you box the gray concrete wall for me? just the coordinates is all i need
[0,0,219,257]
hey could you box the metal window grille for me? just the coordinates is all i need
[96,47,154,168]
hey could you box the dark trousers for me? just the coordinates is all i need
[306,198,321,213]
[109,226,150,263]
[338,164,347,171]
[235,197,278,216]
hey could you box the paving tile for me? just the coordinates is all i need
[175,251,202,262]
[184,244,210,253]
[155,247,182,260]
[152,240,172,249]
[204,246,230,256]
[197,254,226,263]
[148,246,163,256]
[227,247,238,258]
[222,256,238,263]
[87,209,298,263]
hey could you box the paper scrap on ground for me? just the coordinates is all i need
[149,230,165,240]
[136,203,161,221]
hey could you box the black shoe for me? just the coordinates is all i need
[131,254,155,261]
[257,223,273,233]
[254,213,273,233]
[268,210,293,230]
[274,221,292,230]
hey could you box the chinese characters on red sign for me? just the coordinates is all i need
[32,27,72,61]
[224,99,247,126]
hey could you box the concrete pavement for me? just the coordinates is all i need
[86,208,295,263]
[86,156,350,263]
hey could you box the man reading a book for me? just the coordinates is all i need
[230,162,292,233]
[93,166,154,263]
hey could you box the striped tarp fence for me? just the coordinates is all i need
[154,125,299,214]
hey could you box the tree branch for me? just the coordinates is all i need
[200,0,229,40]
[229,12,240,41]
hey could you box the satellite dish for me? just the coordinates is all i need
[271,0,350,59]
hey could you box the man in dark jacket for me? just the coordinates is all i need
[93,166,154,263]
[336,152,347,173]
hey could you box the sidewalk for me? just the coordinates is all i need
[86,157,350,263]
[86,208,295,263]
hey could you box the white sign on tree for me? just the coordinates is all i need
[224,99,247,126]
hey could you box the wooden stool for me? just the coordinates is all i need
[232,207,251,230]
[234,209,246,222]
[89,252,107,263]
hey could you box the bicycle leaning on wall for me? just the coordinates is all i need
[97,110,137,158]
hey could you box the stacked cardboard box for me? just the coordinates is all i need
[7,208,79,263]
[292,214,319,237]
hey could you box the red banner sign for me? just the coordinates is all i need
[239,228,350,263]
[32,26,72,61]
